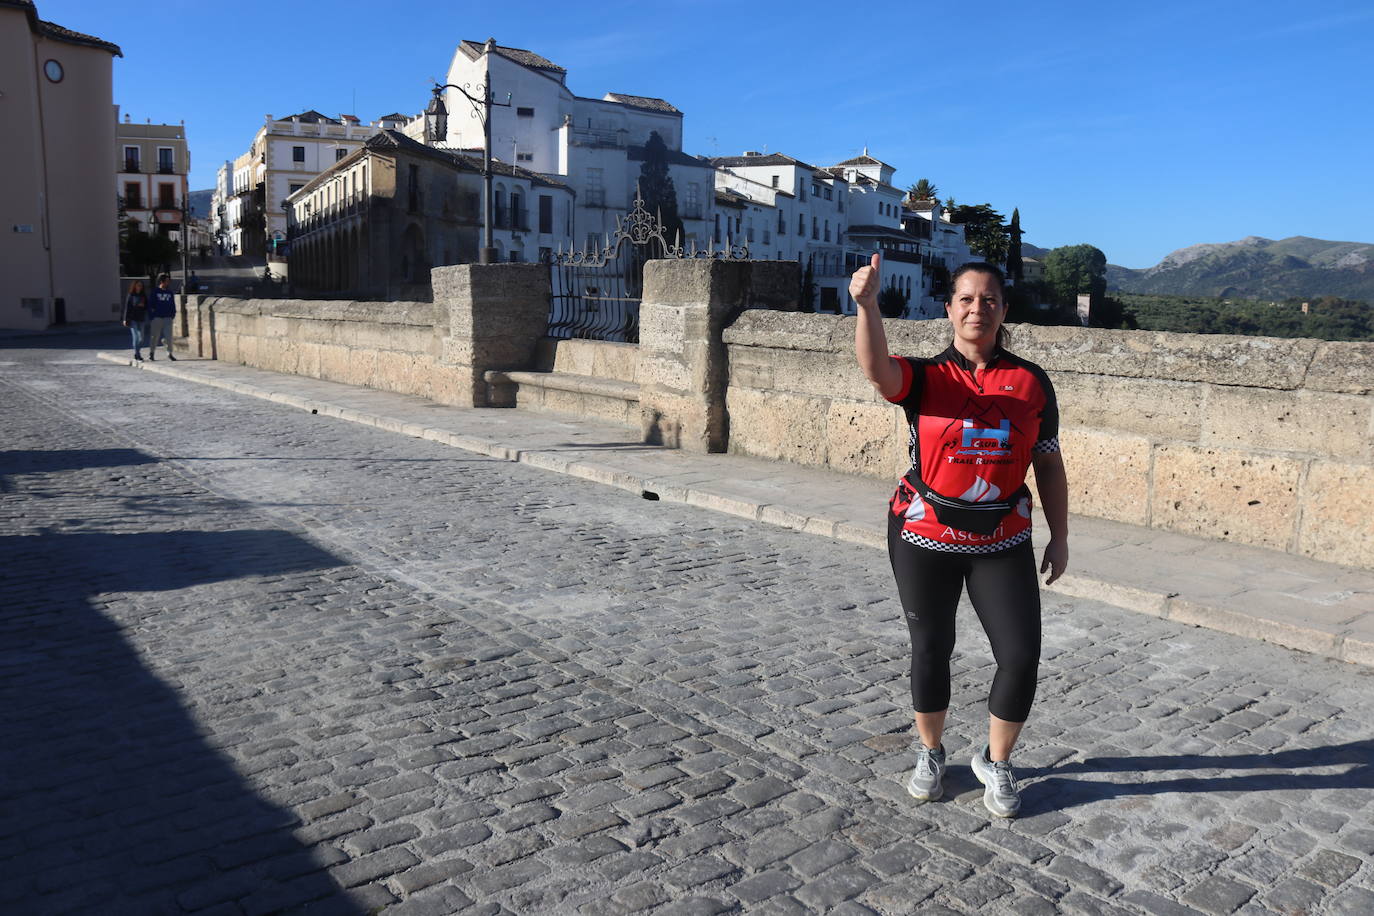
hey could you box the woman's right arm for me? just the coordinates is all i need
[850,253,904,398]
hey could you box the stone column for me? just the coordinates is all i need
[431,263,549,407]
[639,259,799,452]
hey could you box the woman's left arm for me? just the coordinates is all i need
[1032,450,1069,585]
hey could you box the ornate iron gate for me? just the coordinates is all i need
[549,190,748,344]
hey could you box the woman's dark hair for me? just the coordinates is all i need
[946,261,1011,350]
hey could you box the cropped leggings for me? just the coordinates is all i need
[887,514,1042,722]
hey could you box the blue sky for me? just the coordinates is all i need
[49,0,1374,268]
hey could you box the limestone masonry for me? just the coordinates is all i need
[179,261,1374,570]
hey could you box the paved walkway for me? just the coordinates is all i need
[95,349,1374,670]
[3,333,1371,915]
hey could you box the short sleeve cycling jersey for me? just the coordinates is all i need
[885,345,1059,553]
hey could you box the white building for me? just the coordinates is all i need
[902,199,976,313]
[437,39,714,257]
[709,152,848,309]
[710,150,964,317]
[218,110,409,258]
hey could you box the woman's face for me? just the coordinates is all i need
[132,281,143,293]
[945,271,1006,346]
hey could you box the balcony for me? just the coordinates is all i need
[570,127,625,149]
[583,189,606,208]
[494,207,530,231]
[123,159,140,173]
[158,164,176,174]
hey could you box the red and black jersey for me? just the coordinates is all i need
[886,345,1059,553]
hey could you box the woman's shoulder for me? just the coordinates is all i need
[997,348,1055,389]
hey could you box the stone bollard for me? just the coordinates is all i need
[638,259,799,452]
[431,263,550,407]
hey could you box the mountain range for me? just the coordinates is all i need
[1024,237,1374,302]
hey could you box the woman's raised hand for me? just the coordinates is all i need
[849,252,881,310]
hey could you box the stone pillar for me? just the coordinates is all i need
[431,263,549,407]
[639,259,799,452]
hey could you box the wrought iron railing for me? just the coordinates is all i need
[549,188,748,344]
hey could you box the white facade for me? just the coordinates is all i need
[210,160,231,253]
[438,40,712,258]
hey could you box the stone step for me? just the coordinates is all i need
[484,369,640,428]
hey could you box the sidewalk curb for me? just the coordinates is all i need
[97,351,1372,669]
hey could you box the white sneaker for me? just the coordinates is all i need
[971,745,1021,818]
[905,744,946,802]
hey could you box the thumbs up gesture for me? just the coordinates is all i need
[849,252,881,311]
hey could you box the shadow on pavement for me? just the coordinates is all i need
[0,448,160,479]
[1023,740,1374,813]
[0,527,366,914]
[0,329,127,350]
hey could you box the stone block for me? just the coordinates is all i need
[881,317,954,357]
[1150,445,1302,551]
[723,311,839,352]
[1203,387,1370,460]
[765,349,880,402]
[1054,428,1152,526]
[724,388,828,467]
[825,401,904,480]
[1297,460,1374,570]
[1013,325,1321,389]
[641,395,710,450]
[590,341,639,383]
[728,352,774,390]
[1167,598,1342,658]
[1305,341,1374,394]
[540,338,592,375]
[639,305,691,359]
[1053,374,1204,441]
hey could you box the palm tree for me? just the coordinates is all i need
[907,179,938,203]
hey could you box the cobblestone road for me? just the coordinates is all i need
[3,335,1372,916]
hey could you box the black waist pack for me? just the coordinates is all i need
[902,470,1029,536]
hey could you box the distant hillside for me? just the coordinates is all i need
[1105,236,1374,301]
[188,189,214,219]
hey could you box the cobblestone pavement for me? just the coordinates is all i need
[3,335,1372,916]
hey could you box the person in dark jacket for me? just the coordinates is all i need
[146,274,177,361]
[122,279,149,361]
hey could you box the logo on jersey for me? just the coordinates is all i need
[958,419,1011,457]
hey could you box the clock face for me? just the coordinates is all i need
[44,59,64,82]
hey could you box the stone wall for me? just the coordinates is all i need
[724,313,1374,569]
[181,262,550,408]
[182,295,456,397]
[180,262,1374,570]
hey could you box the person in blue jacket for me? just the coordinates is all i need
[146,274,178,361]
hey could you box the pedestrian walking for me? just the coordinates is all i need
[850,254,1069,818]
[146,274,178,361]
[121,279,149,361]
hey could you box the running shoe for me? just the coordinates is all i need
[905,744,946,802]
[970,745,1021,817]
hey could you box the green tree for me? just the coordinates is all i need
[1044,244,1108,311]
[949,203,1009,265]
[907,178,938,204]
[637,130,684,249]
[1005,208,1024,282]
[121,220,179,278]
[878,285,909,319]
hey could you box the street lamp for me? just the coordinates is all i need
[426,76,511,265]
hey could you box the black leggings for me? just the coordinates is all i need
[887,515,1042,722]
